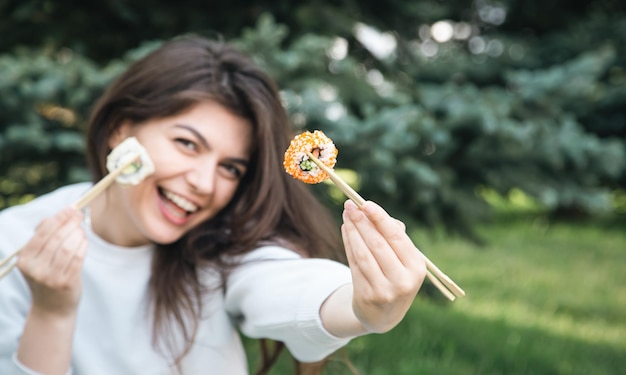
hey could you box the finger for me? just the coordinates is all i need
[341,222,375,291]
[30,213,83,278]
[52,222,87,277]
[60,234,88,283]
[343,200,406,275]
[360,201,422,269]
[394,218,406,232]
[23,208,74,259]
[35,207,75,232]
[343,205,403,289]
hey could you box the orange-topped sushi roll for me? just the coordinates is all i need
[283,130,338,184]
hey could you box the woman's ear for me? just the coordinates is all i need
[108,121,133,149]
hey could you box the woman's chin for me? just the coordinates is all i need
[146,226,187,245]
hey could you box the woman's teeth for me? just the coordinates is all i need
[162,190,199,213]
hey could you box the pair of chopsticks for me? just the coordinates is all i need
[306,152,465,301]
[0,155,140,281]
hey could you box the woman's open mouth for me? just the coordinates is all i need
[158,187,199,219]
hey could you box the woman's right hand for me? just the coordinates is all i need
[17,207,88,317]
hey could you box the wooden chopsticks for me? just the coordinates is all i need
[306,151,465,301]
[0,154,140,281]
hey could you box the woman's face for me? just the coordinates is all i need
[100,100,252,247]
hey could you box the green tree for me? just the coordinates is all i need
[1,0,625,237]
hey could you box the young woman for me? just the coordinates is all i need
[0,36,427,375]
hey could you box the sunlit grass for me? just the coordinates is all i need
[246,213,626,374]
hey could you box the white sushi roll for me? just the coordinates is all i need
[106,137,155,185]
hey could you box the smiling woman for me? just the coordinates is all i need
[0,35,429,375]
[92,101,253,245]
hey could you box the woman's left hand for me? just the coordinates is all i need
[341,199,427,333]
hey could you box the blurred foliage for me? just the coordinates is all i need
[0,42,161,206]
[1,0,625,238]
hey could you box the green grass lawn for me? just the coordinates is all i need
[247,214,626,374]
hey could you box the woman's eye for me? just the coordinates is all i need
[222,164,244,179]
[175,138,197,151]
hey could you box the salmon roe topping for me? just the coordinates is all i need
[283,130,338,184]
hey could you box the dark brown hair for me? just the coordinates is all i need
[86,36,345,370]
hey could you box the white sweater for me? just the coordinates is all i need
[0,183,353,375]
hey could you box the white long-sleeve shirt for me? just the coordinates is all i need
[0,183,353,374]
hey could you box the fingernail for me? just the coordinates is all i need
[363,201,376,214]
[344,200,357,212]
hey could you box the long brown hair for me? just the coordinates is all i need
[86,36,345,370]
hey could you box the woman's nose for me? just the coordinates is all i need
[186,161,216,194]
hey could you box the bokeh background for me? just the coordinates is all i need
[1,1,625,374]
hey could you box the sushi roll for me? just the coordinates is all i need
[283,130,338,184]
[106,137,155,185]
